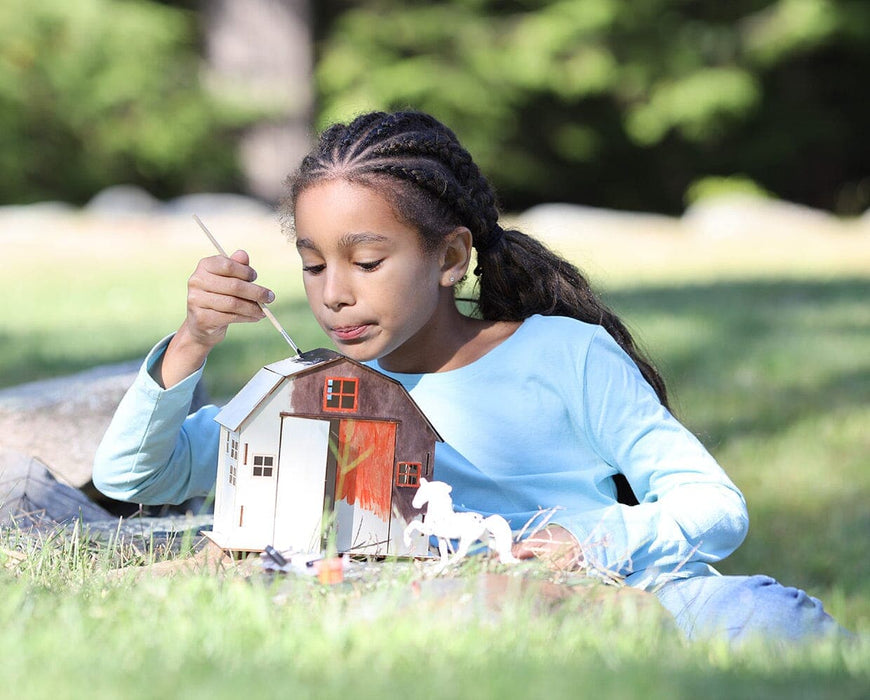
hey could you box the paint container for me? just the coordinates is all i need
[317,556,344,585]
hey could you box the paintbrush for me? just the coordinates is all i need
[193,214,302,356]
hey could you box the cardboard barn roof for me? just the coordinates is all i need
[214,348,442,439]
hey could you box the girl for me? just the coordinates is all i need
[94,110,845,644]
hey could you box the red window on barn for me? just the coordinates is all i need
[323,377,359,412]
[396,461,422,487]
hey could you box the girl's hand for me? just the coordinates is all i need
[512,524,584,572]
[157,250,275,388]
[183,250,274,346]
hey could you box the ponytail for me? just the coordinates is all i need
[473,226,669,409]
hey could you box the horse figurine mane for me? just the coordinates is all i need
[403,477,519,569]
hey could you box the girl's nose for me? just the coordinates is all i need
[322,269,354,311]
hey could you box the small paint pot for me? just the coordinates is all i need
[316,556,344,585]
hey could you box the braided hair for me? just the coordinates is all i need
[282,110,669,410]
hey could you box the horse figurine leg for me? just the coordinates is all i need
[402,519,426,548]
[483,514,520,564]
[407,478,520,570]
[434,537,454,572]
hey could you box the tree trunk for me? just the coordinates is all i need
[202,0,313,202]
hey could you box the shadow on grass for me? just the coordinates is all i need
[721,489,870,611]
[605,277,869,611]
[0,329,141,388]
[604,277,870,447]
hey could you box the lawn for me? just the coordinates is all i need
[1,208,868,697]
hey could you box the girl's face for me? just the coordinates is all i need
[294,179,462,372]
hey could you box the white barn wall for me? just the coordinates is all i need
[212,426,237,543]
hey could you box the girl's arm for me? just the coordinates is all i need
[92,336,221,504]
[555,330,749,584]
[92,249,275,503]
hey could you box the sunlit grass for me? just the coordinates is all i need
[2,211,869,695]
[0,534,866,699]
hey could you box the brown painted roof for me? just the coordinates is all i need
[214,348,442,440]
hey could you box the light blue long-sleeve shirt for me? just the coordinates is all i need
[93,315,749,588]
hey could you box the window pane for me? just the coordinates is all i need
[323,377,359,411]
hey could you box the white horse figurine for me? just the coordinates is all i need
[403,478,519,569]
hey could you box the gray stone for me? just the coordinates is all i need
[683,194,839,237]
[85,185,161,215]
[0,359,211,492]
[0,361,140,488]
[517,203,681,241]
[163,192,275,218]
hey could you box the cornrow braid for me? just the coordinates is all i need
[282,110,670,415]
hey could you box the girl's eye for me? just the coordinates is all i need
[356,259,384,271]
[302,264,325,275]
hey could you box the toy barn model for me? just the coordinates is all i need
[204,349,441,557]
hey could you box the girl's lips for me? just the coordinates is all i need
[331,324,370,342]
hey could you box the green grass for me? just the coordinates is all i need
[0,546,866,699]
[603,279,870,624]
[2,217,868,696]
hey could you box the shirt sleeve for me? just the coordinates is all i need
[551,328,749,585]
[91,335,220,505]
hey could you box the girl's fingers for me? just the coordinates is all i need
[228,249,251,266]
[189,255,275,306]
[189,289,266,324]
[511,525,583,571]
[182,254,276,346]
[199,252,257,281]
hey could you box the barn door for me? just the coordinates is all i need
[273,416,330,553]
[332,419,396,554]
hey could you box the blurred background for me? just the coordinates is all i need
[2,0,869,214]
[1,0,868,625]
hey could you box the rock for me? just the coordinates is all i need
[163,193,275,218]
[0,360,211,496]
[0,360,140,488]
[516,203,681,241]
[683,194,840,237]
[85,185,162,215]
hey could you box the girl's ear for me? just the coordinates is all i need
[439,226,472,286]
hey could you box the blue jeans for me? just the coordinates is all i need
[654,574,847,644]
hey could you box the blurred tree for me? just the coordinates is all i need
[313,0,870,214]
[0,0,255,204]
[201,0,313,203]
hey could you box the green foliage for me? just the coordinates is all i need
[0,0,252,204]
[684,175,773,206]
[315,0,870,214]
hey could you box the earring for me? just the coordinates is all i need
[449,276,455,284]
